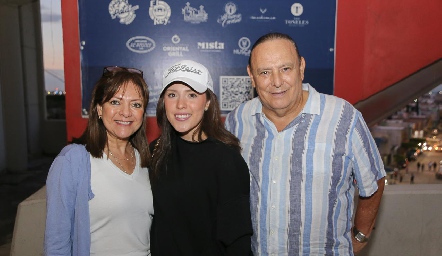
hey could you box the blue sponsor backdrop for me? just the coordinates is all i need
[79,0,336,116]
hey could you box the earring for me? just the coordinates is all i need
[98,115,102,119]
[204,108,208,111]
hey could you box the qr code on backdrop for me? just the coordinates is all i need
[220,76,254,111]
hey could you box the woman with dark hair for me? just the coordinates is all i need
[149,60,252,255]
[45,67,154,255]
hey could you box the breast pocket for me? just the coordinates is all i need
[309,142,347,179]
[310,143,329,175]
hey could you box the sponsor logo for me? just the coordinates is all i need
[285,3,309,27]
[108,0,139,25]
[217,2,242,27]
[249,7,276,21]
[164,63,202,79]
[197,41,225,52]
[126,36,156,53]
[233,37,251,56]
[291,3,303,16]
[149,0,171,25]
[182,2,208,24]
[163,35,189,57]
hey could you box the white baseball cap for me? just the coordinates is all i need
[162,60,213,94]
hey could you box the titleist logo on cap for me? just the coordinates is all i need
[164,63,202,78]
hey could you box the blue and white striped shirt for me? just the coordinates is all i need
[225,83,385,256]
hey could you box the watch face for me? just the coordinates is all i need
[355,232,367,243]
[353,227,368,243]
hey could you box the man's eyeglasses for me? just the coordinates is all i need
[103,66,143,77]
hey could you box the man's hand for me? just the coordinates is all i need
[352,177,385,255]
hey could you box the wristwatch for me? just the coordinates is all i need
[353,227,368,243]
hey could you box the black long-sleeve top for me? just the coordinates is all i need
[149,136,252,256]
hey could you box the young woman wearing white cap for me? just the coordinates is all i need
[149,60,252,255]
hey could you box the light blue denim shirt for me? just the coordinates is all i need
[45,144,94,256]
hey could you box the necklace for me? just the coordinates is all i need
[108,145,135,174]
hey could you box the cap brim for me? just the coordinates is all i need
[162,77,207,93]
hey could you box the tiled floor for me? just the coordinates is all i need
[0,157,53,256]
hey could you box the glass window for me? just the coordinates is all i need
[40,0,65,119]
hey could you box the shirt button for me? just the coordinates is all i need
[272,180,276,184]
[271,205,275,209]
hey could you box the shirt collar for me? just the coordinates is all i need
[302,83,321,116]
[251,83,321,116]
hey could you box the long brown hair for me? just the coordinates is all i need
[72,67,151,167]
[150,86,240,178]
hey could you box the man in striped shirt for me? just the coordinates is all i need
[225,32,386,255]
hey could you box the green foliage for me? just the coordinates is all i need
[409,138,426,145]
[401,138,426,151]
[393,154,406,163]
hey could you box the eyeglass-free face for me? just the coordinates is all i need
[163,82,210,142]
[97,81,145,143]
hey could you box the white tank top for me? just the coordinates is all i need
[89,150,153,255]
